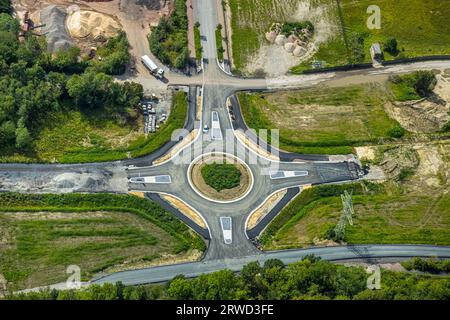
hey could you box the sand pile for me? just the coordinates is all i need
[66,5,121,40]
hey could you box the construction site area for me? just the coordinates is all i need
[12,0,173,75]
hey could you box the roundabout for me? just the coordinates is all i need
[187,153,254,203]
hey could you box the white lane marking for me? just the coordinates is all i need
[269,170,308,180]
[220,216,232,244]
[128,175,172,184]
[211,111,223,140]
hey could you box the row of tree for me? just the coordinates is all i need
[149,0,189,69]
[5,256,450,300]
[0,12,142,153]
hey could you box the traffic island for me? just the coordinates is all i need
[188,153,253,203]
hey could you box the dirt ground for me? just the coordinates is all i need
[190,155,252,201]
[247,189,286,230]
[244,0,339,76]
[162,194,207,229]
[360,140,449,192]
[12,0,172,74]
[386,69,450,133]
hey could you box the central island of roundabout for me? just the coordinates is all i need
[187,152,254,203]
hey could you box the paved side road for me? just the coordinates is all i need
[92,244,450,285]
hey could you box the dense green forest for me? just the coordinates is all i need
[4,257,450,300]
[0,10,142,158]
[149,0,189,69]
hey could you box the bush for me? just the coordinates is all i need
[388,125,406,138]
[0,0,10,13]
[89,32,130,75]
[201,162,241,191]
[402,257,450,273]
[149,0,189,69]
[390,71,437,100]
[384,37,399,56]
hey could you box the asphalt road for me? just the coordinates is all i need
[2,0,450,289]
[92,244,450,286]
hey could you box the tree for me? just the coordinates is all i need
[0,120,15,146]
[15,122,31,149]
[52,46,85,73]
[0,0,11,14]
[263,259,284,271]
[413,70,437,97]
[0,13,19,33]
[384,37,398,55]
[192,270,239,300]
[66,71,118,108]
[167,275,193,299]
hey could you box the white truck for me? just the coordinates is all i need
[141,55,164,79]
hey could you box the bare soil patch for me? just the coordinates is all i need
[386,71,450,133]
[247,189,286,230]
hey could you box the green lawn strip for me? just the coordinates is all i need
[201,162,241,191]
[0,212,161,289]
[215,24,224,63]
[194,23,202,61]
[237,85,404,155]
[261,183,450,250]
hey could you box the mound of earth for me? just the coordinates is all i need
[40,5,74,52]
[386,70,450,133]
[190,155,252,202]
[66,6,121,39]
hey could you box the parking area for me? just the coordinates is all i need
[140,92,172,134]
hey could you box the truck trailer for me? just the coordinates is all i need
[141,55,164,79]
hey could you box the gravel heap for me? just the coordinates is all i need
[40,5,74,53]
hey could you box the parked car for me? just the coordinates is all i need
[203,125,209,133]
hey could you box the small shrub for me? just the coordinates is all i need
[388,126,406,138]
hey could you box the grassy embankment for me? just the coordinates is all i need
[238,84,404,154]
[260,182,450,250]
[1,91,188,163]
[292,0,450,73]
[0,193,205,290]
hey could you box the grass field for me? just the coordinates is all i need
[294,0,450,72]
[261,183,450,250]
[228,0,450,74]
[0,193,205,290]
[0,92,187,164]
[238,84,403,154]
[340,0,450,62]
